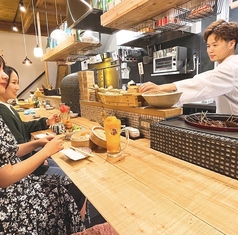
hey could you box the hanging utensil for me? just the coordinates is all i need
[143,46,152,64]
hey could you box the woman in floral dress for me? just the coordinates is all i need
[0,56,84,234]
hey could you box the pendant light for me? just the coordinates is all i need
[12,23,18,32]
[50,0,67,42]
[19,0,26,12]
[45,0,51,50]
[32,0,43,57]
[12,2,20,32]
[21,12,32,65]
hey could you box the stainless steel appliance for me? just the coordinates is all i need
[89,58,121,88]
[153,46,187,74]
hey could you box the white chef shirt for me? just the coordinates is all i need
[174,55,238,114]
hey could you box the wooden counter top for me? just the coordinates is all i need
[28,108,238,234]
[81,101,183,118]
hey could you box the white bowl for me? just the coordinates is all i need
[142,91,183,108]
[70,113,78,118]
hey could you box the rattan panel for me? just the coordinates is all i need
[151,122,238,180]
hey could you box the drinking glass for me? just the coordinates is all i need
[104,116,129,160]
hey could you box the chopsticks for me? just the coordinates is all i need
[70,146,95,157]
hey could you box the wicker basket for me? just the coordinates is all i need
[17,101,31,109]
[98,92,145,107]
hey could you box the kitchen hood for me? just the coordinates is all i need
[66,0,117,34]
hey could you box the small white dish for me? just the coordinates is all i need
[60,148,87,161]
[70,113,78,118]
[45,106,54,110]
[60,147,92,161]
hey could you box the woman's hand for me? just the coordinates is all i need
[46,114,61,126]
[36,135,55,147]
[41,137,64,156]
[139,82,159,93]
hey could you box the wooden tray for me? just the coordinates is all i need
[98,93,145,107]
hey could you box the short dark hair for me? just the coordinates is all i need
[203,19,238,49]
[4,66,19,88]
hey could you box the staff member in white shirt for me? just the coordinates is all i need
[139,19,238,114]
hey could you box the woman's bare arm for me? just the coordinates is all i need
[0,137,64,188]
[16,136,54,157]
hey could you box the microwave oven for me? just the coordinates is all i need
[153,46,187,74]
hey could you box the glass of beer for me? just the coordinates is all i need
[104,116,129,159]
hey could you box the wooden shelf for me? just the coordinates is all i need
[101,0,196,30]
[42,34,101,62]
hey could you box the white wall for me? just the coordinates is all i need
[0,31,57,99]
[100,33,118,52]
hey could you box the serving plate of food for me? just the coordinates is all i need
[185,112,238,132]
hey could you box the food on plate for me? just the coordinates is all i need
[65,120,73,131]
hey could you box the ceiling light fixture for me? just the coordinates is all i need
[19,0,26,12]
[32,0,43,57]
[21,12,32,65]
[12,23,18,32]
[45,0,51,50]
[34,45,43,58]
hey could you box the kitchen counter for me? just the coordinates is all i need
[183,101,216,114]
[80,101,183,139]
[80,100,183,118]
[28,108,238,235]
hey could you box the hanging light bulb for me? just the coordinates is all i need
[19,0,26,12]
[12,23,18,32]
[34,45,43,57]
[21,12,32,65]
[22,56,32,65]
[32,0,43,57]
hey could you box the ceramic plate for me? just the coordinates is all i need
[185,113,238,132]
[45,106,54,110]
[70,113,78,118]
[60,147,91,161]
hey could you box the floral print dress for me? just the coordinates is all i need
[0,116,84,234]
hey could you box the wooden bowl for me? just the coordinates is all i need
[90,126,107,149]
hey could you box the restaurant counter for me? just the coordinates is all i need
[25,108,238,235]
